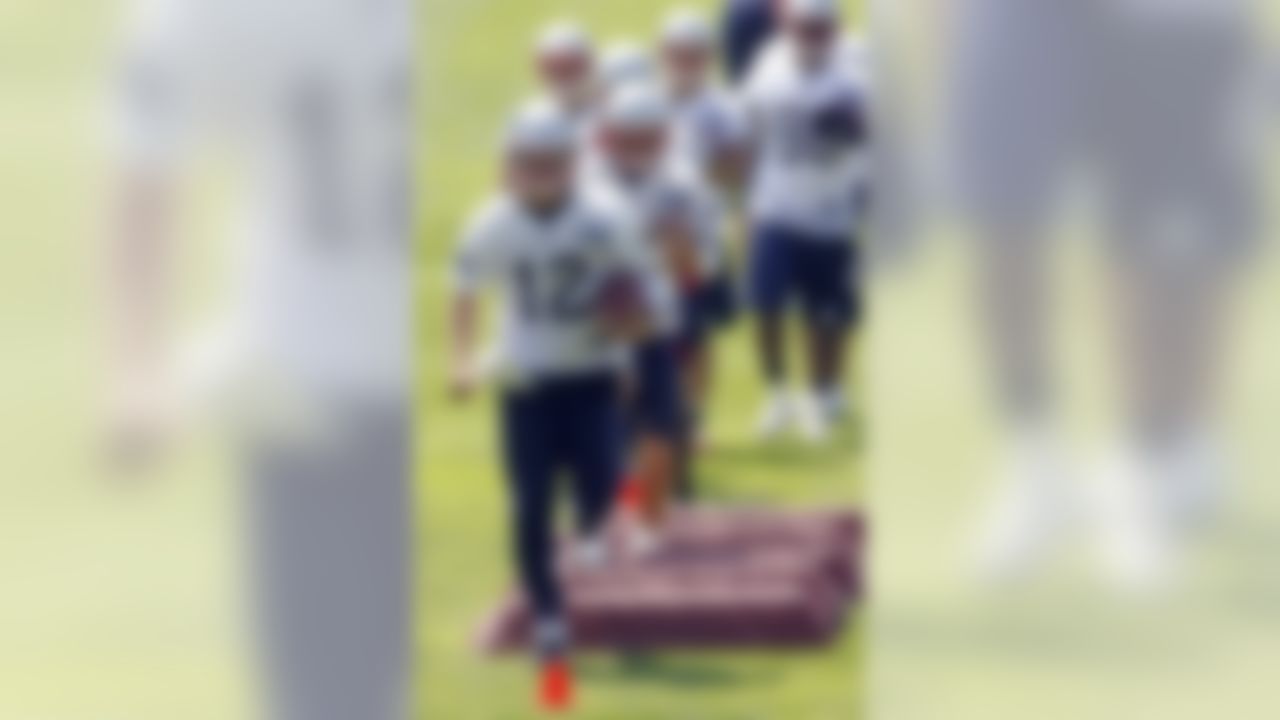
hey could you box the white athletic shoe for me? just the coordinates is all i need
[572,535,610,572]
[624,523,664,560]
[796,392,832,444]
[819,387,848,424]
[755,391,795,439]
[1093,450,1179,595]
[973,431,1075,583]
[532,616,571,658]
[1162,430,1228,533]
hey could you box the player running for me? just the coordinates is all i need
[658,7,752,447]
[448,100,656,709]
[741,0,871,442]
[589,84,721,513]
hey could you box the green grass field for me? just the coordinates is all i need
[417,1,865,718]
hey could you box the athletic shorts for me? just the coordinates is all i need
[631,338,686,439]
[677,272,739,351]
[748,223,861,329]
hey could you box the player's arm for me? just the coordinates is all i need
[654,208,703,293]
[448,208,499,401]
[103,13,200,469]
[656,179,718,291]
[707,100,754,194]
[105,162,181,468]
[447,289,482,401]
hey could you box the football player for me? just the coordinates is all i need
[741,0,871,442]
[659,7,752,447]
[589,84,721,514]
[449,100,655,708]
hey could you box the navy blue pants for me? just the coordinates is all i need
[631,338,694,499]
[500,373,623,620]
[631,339,686,441]
[749,224,862,330]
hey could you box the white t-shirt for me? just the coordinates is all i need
[113,0,412,399]
[454,194,651,384]
[585,160,723,327]
[741,34,872,238]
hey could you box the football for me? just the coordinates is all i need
[593,269,647,334]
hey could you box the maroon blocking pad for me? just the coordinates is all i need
[477,507,864,653]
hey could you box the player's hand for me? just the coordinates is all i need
[102,379,177,478]
[448,361,481,402]
[655,221,701,288]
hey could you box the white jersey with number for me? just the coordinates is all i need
[454,194,650,384]
[113,0,412,398]
[741,35,872,238]
[586,160,723,331]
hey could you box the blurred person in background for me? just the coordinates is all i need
[950,0,1263,590]
[105,0,413,717]
[590,84,720,529]
[741,0,872,443]
[448,100,658,710]
[599,39,660,95]
[534,20,599,131]
[722,0,781,84]
[658,7,751,451]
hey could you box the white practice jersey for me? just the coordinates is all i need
[586,160,722,330]
[454,194,651,384]
[741,34,872,238]
[113,0,413,398]
[668,86,748,182]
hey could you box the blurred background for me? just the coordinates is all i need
[0,2,253,718]
[869,1,1280,719]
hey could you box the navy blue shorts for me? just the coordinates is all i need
[699,270,739,329]
[748,224,861,329]
[631,339,686,440]
[501,373,623,617]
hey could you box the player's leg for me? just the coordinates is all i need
[1092,12,1259,589]
[625,339,685,548]
[968,216,1077,580]
[246,401,411,720]
[564,373,626,566]
[799,236,860,427]
[748,224,796,437]
[675,343,703,500]
[676,292,710,490]
[499,385,566,647]
[948,0,1091,581]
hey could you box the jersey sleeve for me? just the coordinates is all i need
[452,203,507,293]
